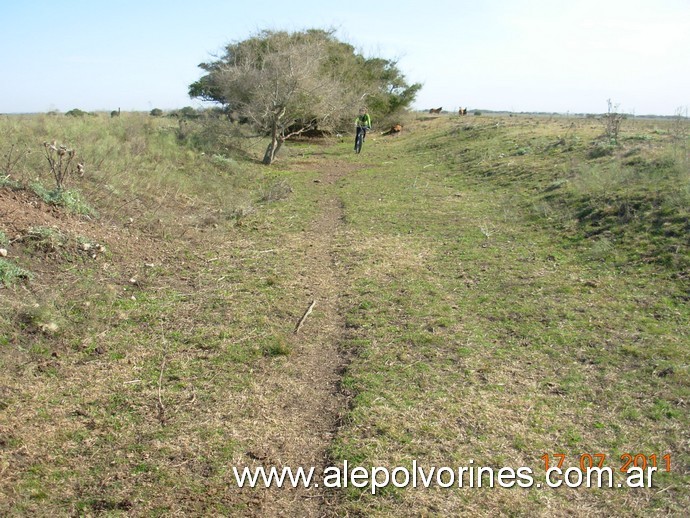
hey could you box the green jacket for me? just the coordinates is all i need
[355,113,371,128]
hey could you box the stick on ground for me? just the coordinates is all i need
[294,299,316,334]
[156,342,168,425]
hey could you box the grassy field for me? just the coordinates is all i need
[1,111,688,516]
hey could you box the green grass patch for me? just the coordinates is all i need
[326,114,689,515]
[29,182,96,215]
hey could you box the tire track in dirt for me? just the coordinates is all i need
[237,163,356,517]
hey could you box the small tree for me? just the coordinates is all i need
[602,99,624,144]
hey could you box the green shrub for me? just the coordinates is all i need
[177,107,198,119]
[0,258,32,285]
[0,175,22,189]
[259,179,292,202]
[211,154,237,168]
[588,141,616,158]
[65,108,89,117]
[26,226,66,252]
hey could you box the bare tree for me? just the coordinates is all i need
[196,32,351,164]
[602,98,624,144]
[671,106,689,163]
[190,29,421,164]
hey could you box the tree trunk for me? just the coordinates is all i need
[262,120,284,165]
[262,139,277,165]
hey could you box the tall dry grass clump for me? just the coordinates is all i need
[0,112,269,226]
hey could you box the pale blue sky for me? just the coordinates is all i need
[1,0,688,115]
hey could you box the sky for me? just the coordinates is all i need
[1,0,688,116]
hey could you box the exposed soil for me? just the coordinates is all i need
[0,186,218,301]
[0,187,171,276]
[224,163,355,517]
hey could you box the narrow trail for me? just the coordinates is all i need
[240,164,352,517]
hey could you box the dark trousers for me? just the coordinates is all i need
[355,126,367,149]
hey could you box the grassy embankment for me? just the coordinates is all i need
[1,111,688,515]
[330,113,689,515]
[1,112,317,514]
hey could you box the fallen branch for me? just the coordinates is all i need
[294,299,316,334]
[156,341,168,425]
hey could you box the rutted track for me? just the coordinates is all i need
[234,164,353,517]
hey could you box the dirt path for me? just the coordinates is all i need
[237,164,353,517]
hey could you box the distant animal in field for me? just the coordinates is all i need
[459,107,468,115]
[110,108,120,118]
[429,107,442,114]
[381,124,402,136]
